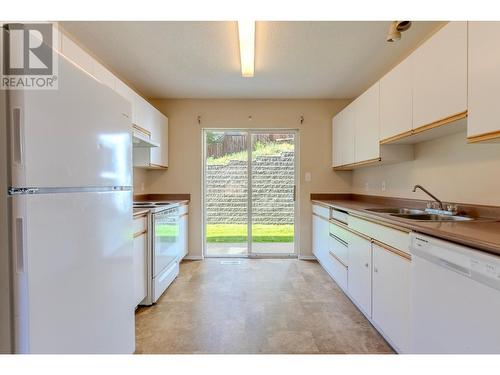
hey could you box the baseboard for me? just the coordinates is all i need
[183,255,204,260]
[298,255,317,260]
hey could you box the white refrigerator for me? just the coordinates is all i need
[2,36,136,353]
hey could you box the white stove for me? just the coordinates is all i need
[133,201,180,305]
[133,201,179,213]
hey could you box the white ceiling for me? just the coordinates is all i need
[60,21,444,99]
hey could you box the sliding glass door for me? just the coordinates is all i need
[250,131,296,256]
[203,129,297,257]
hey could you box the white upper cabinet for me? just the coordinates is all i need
[92,62,116,91]
[150,109,169,168]
[468,22,500,142]
[342,104,356,166]
[61,33,115,92]
[332,111,344,167]
[380,56,413,141]
[412,22,467,129]
[60,29,169,170]
[114,79,136,121]
[61,33,94,75]
[355,82,380,162]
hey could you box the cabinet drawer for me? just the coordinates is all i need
[133,216,148,235]
[312,204,330,219]
[329,232,349,266]
[349,215,410,254]
[325,249,348,292]
[331,208,348,224]
[329,221,350,244]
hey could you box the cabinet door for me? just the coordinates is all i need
[312,214,329,261]
[115,79,135,121]
[312,214,320,256]
[355,82,380,162]
[150,109,168,168]
[372,243,410,353]
[61,34,94,75]
[412,22,467,129]
[179,214,188,258]
[342,103,356,166]
[348,233,372,317]
[133,232,148,306]
[380,56,413,141]
[92,61,116,91]
[468,22,500,140]
[332,112,343,167]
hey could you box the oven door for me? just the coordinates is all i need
[153,207,179,277]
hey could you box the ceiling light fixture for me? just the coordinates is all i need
[386,21,412,42]
[237,20,255,77]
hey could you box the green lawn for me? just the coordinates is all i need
[206,224,294,243]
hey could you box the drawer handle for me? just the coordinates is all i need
[329,232,348,247]
[328,250,348,268]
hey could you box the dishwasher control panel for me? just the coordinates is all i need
[411,233,500,290]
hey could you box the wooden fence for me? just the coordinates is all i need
[207,133,291,159]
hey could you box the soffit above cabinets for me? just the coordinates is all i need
[59,21,444,99]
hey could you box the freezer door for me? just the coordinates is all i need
[8,53,132,188]
[11,191,135,353]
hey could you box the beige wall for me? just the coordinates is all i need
[136,99,351,258]
[352,131,500,206]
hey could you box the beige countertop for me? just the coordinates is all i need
[312,198,500,256]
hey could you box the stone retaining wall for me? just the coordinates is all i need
[206,151,294,224]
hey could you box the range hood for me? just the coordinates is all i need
[132,126,159,148]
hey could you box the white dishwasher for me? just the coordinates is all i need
[410,233,500,354]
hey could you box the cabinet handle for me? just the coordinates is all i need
[373,240,412,261]
[365,263,369,268]
[374,267,378,273]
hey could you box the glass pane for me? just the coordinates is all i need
[251,132,295,255]
[205,130,248,256]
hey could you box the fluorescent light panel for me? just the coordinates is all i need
[238,20,255,77]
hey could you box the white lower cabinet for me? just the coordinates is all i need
[133,215,148,307]
[347,232,372,317]
[372,243,411,353]
[312,204,412,353]
[327,234,348,292]
[178,205,189,259]
[312,213,330,260]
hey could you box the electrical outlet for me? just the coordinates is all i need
[381,180,386,192]
[364,182,369,192]
[140,182,145,192]
[305,172,311,182]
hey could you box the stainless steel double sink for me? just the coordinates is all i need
[365,207,475,221]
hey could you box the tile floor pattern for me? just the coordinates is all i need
[135,259,394,354]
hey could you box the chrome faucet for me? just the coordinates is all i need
[412,184,444,210]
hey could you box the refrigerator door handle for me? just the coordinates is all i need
[15,217,25,273]
[12,107,24,166]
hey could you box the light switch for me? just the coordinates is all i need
[304,172,311,182]
[381,180,386,192]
